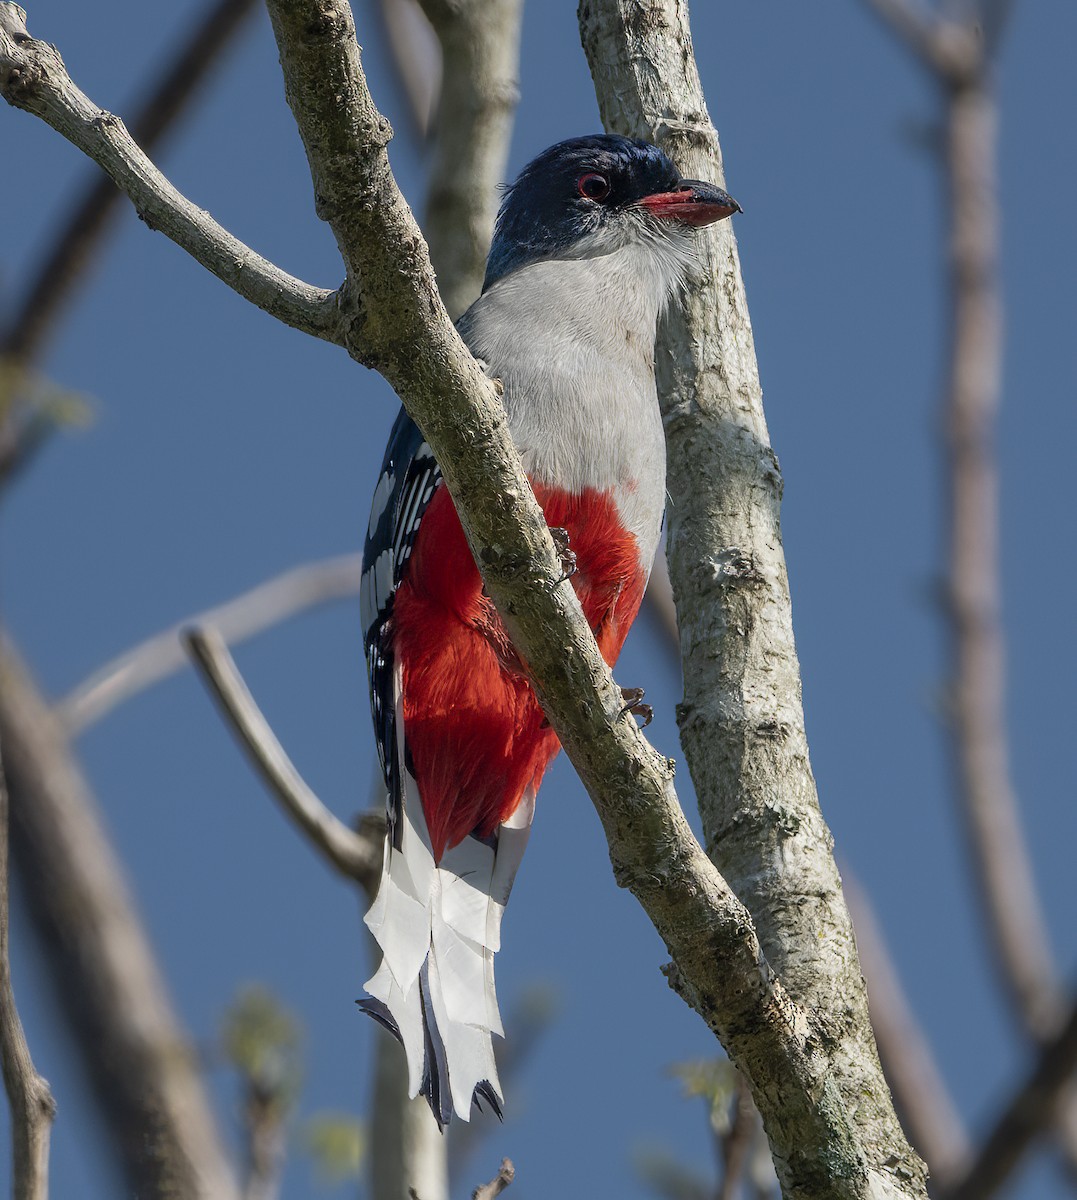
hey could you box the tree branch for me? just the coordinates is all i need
[472,1158,514,1200]
[0,4,339,343]
[0,629,240,1198]
[578,2,925,1194]
[183,626,381,890]
[57,553,361,735]
[940,993,1077,1200]
[844,874,970,1185]
[1,0,261,364]
[0,747,56,1200]
[416,0,523,318]
[3,2,918,1194]
[861,0,982,82]
[867,0,1077,1174]
[377,0,441,137]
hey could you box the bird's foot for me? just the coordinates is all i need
[549,526,577,584]
[620,686,653,728]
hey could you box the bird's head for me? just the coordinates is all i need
[483,134,740,292]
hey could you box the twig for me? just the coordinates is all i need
[472,1158,514,1200]
[183,626,381,889]
[844,873,970,1185]
[0,629,240,1198]
[861,0,981,81]
[0,5,339,343]
[416,0,523,318]
[57,553,362,734]
[0,747,56,1200]
[940,992,1077,1200]
[377,0,441,137]
[1,0,261,364]
[716,1076,755,1200]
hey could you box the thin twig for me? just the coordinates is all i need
[861,0,981,80]
[1,0,261,364]
[183,625,381,889]
[844,874,970,1185]
[57,553,362,734]
[472,1158,514,1200]
[0,6,340,343]
[940,992,1077,1200]
[0,748,56,1200]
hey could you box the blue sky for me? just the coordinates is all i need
[3,2,1076,1197]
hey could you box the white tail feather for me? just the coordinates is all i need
[361,664,535,1123]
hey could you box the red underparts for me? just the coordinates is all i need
[391,482,647,862]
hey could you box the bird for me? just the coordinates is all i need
[358,134,739,1127]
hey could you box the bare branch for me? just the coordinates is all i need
[377,0,441,137]
[1,0,261,364]
[472,1158,514,1200]
[0,629,240,1198]
[940,995,1077,1200]
[0,748,56,1200]
[184,626,381,890]
[844,874,971,1185]
[579,1,924,1194]
[940,63,1064,1041]
[717,1078,755,1200]
[0,5,340,343]
[416,0,523,318]
[862,0,983,81]
[57,554,362,735]
[867,0,1077,1177]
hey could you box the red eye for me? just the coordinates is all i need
[577,172,611,201]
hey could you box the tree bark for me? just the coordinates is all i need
[578,1,925,1194]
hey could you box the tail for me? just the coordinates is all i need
[360,672,534,1125]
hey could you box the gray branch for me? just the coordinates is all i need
[0,747,56,1200]
[0,5,339,343]
[844,875,971,1185]
[940,994,1077,1200]
[0,630,240,1199]
[183,626,381,890]
[472,1158,514,1200]
[866,0,1077,1177]
[57,554,362,735]
[416,0,523,318]
[3,2,923,1195]
[578,1,926,1194]
[0,0,261,365]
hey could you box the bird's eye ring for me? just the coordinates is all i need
[577,172,611,202]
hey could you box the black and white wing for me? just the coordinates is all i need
[360,406,442,842]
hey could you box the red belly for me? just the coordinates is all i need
[392,482,648,861]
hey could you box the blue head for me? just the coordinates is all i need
[483,134,739,291]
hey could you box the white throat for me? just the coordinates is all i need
[459,237,683,564]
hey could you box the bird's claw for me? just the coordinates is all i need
[549,526,577,585]
[620,686,653,728]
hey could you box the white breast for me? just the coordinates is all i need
[460,242,676,568]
